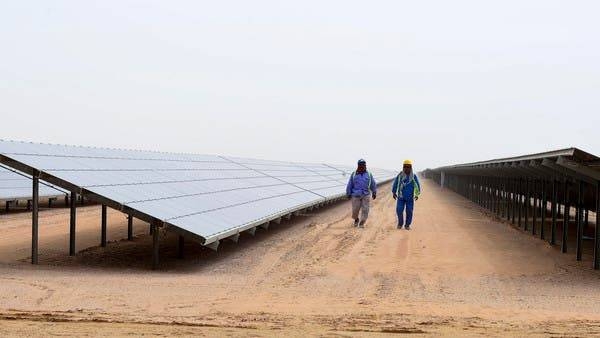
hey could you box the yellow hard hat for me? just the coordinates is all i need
[403,159,413,166]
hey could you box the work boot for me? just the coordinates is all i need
[353,218,359,227]
[359,219,366,228]
[405,225,411,230]
[397,222,403,229]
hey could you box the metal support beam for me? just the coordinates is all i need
[532,179,537,235]
[576,180,584,261]
[493,178,498,213]
[518,179,523,228]
[502,178,506,217]
[492,178,496,213]
[499,179,504,218]
[101,204,107,247]
[69,191,77,256]
[472,177,476,202]
[484,177,489,210]
[31,173,39,265]
[498,179,502,216]
[562,180,569,254]
[524,179,530,231]
[480,177,483,207]
[486,177,490,210]
[551,179,558,245]
[506,178,511,222]
[468,177,472,202]
[475,177,479,205]
[584,209,589,234]
[496,179,499,214]
[487,178,492,210]
[512,179,517,224]
[541,180,547,240]
[487,178,491,210]
[489,178,493,211]
[127,215,133,241]
[495,178,500,215]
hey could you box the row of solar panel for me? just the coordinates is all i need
[0,140,398,244]
[0,166,67,201]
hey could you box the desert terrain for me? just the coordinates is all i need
[1,179,600,336]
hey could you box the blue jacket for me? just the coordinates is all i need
[346,171,377,197]
[392,173,421,200]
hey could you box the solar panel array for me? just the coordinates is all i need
[0,140,397,244]
[0,165,67,201]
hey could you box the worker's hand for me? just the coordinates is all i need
[392,193,397,200]
[372,193,376,200]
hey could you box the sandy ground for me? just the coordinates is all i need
[1,179,600,337]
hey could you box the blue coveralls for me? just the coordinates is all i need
[391,174,421,226]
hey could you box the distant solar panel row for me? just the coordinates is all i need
[423,147,600,270]
[0,140,397,245]
[0,165,67,201]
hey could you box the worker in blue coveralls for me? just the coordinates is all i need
[346,159,377,228]
[392,160,421,230]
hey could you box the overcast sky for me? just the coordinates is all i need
[1,1,599,171]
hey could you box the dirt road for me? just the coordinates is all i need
[1,179,600,336]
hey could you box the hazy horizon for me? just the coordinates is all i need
[1,1,599,172]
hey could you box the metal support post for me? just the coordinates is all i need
[101,204,107,247]
[31,173,39,265]
[69,191,77,256]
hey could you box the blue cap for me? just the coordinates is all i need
[357,159,366,165]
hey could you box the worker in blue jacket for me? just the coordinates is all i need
[346,159,377,228]
[392,160,421,230]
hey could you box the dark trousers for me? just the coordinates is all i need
[396,198,414,226]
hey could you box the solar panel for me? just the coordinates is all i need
[0,165,68,202]
[0,140,397,245]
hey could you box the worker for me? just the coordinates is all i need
[392,160,421,230]
[346,159,377,228]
